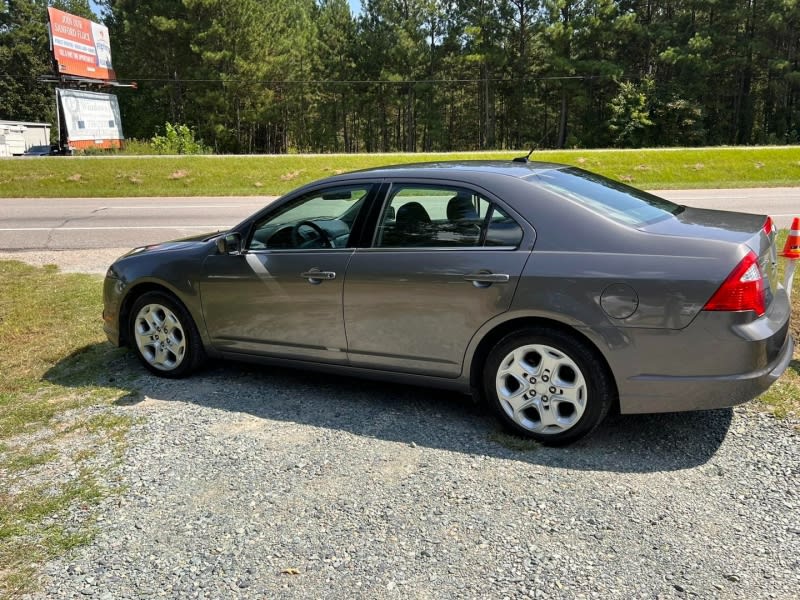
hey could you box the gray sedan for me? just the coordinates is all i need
[103,161,794,445]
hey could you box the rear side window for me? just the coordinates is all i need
[532,167,683,227]
[374,185,523,248]
[485,205,522,247]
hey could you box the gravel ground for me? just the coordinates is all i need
[25,359,800,600]
[7,250,798,599]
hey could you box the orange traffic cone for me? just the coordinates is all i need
[780,217,800,259]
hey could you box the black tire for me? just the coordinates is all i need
[128,291,205,378]
[483,327,614,446]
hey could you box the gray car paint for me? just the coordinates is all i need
[201,249,354,363]
[343,247,531,377]
[103,161,794,415]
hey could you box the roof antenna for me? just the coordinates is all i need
[512,147,535,163]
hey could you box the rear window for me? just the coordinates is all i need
[531,167,683,226]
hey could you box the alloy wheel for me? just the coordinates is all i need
[133,303,187,371]
[494,343,588,435]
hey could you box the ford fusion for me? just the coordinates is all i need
[103,161,794,445]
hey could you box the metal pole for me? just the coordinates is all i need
[54,87,61,151]
[55,85,64,154]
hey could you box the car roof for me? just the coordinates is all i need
[331,160,567,180]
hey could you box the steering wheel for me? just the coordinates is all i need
[291,220,336,249]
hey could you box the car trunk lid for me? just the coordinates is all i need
[641,206,779,309]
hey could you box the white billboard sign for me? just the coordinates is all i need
[57,89,124,149]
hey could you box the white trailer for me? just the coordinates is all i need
[0,121,52,156]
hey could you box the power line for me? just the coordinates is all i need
[1,73,608,85]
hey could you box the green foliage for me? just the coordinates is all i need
[118,138,157,154]
[150,122,209,155]
[0,0,55,123]
[5,0,800,151]
[609,78,654,147]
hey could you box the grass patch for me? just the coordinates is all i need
[757,230,800,420]
[759,370,800,419]
[0,261,134,598]
[1,146,799,197]
[0,448,58,472]
[488,430,541,452]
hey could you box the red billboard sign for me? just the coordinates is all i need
[47,7,116,81]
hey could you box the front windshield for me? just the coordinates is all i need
[532,167,683,227]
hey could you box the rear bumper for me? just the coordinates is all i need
[614,281,793,414]
[620,332,793,414]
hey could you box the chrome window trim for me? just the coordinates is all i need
[354,246,519,252]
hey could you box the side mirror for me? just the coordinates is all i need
[216,232,242,255]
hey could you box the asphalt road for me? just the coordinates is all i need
[0,188,798,251]
[0,196,272,250]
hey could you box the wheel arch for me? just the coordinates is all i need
[119,281,197,347]
[467,316,619,407]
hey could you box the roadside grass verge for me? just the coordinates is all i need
[757,231,800,420]
[0,262,135,598]
[1,146,799,198]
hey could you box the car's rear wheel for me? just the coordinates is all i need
[483,327,614,446]
[129,291,204,378]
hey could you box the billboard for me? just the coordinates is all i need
[57,89,124,150]
[47,7,116,80]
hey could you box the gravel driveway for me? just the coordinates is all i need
[7,250,798,599]
[25,358,799,600]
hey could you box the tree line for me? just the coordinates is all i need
[2,0,799,153]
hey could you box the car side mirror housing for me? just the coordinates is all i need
[216,232,242,255]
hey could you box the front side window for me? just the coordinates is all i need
[374,185,522,248]
[248,185,371,250]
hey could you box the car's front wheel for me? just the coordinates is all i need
[483,327,614,445]
[129,291,204,378]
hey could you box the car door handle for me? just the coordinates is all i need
[463,272,510,287]
[300,269,336,284]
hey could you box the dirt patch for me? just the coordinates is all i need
[280,170,303,181]
[0,249,130,275]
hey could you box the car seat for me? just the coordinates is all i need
[446,193,479,221]
[396,201,432,228]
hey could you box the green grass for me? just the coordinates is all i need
[0,448,58,472]
[757,230,800,419]
[488,430,541,452]
[0,261,134,598]
[1,146,799,197]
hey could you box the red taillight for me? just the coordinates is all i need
[763,216,775,236]
[703,251,766,316]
